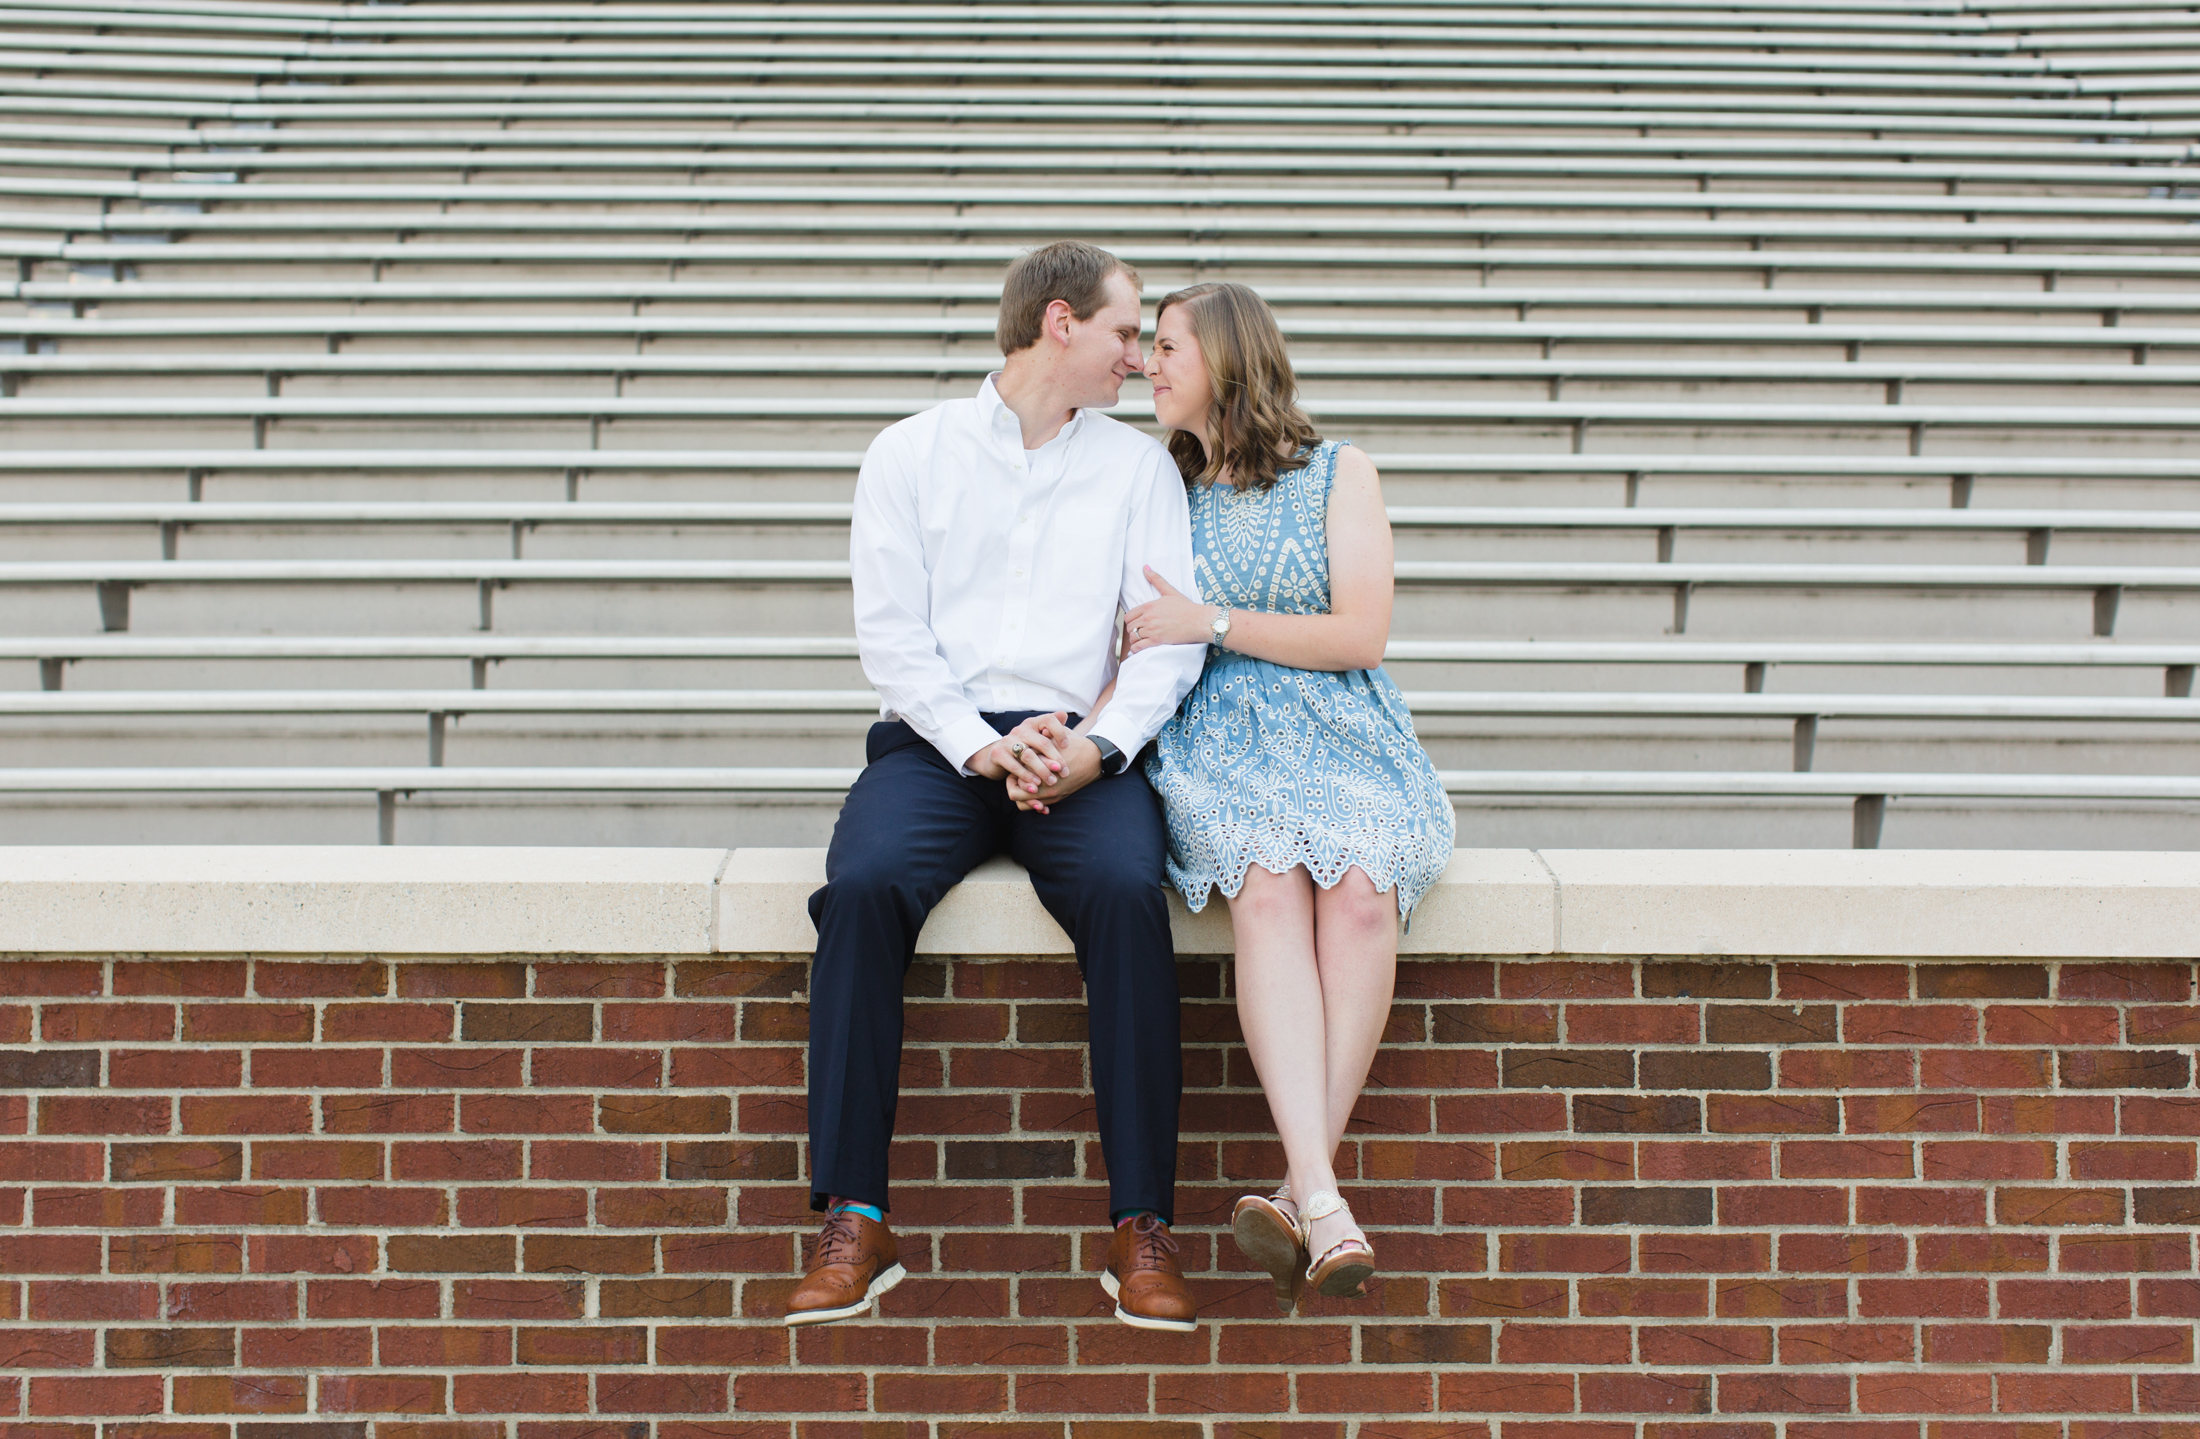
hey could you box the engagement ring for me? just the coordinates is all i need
[1009,742,1025,758]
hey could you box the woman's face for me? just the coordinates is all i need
[1145,304,1214,438]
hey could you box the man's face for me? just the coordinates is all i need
[1053,271,1147,410]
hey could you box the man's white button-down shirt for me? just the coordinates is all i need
[851,375,1207,775]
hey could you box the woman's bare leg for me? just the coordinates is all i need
[1225,866,1340,1227]
[1304,865,1400,1260]
[1229,864,1401,1264]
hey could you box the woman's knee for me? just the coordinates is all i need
[1316,870,1399,944]
[1228,865,1315,932]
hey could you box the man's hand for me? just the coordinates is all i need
[1001,712,1106,814]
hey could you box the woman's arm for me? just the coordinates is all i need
[1123,446,1394,672]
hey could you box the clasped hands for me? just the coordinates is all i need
[968,568,1217,814]
[968,713,1101,814]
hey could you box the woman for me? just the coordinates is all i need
[1121,281,1455,1309]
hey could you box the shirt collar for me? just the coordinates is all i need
[979,372,1084,449]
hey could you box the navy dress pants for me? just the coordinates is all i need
[805,714,1182,1222]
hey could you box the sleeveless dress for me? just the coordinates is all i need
[1144,440,1457,921]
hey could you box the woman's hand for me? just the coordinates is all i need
[1123,566,1219,656]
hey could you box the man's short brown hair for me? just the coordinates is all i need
[995,241,1142,355]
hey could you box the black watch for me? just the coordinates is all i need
[1088,736,1127,775]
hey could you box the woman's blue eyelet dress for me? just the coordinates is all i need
[1143,440,1456,921]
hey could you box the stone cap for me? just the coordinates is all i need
[0,846,2192,957]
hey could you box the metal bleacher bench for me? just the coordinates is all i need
[0,765,2186,850]
[12,557,2199,637]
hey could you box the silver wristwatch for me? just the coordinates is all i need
[1208,608,1232,649]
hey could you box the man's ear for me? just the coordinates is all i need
[1044,298,1076,347]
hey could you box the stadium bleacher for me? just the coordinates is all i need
[3,0,2198,849]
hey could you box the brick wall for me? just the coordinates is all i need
[1,951,2196,1438]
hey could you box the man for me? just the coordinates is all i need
[787,241,1208,1332]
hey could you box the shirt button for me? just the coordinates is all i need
[1013,568,1025,577]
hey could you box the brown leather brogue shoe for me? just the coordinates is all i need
[1100,1213,1198,1332]
[785,1207,905,1327]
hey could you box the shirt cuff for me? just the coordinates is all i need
[938,714,1009,777]
[1087,714,1147,772]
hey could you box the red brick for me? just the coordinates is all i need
[379,1326,512,1368]
[1845,1094,1978,1134]
[1719,1375,1856,1413]
[595,1374,728,1414]
[1643,1234,1772,1274]
[26,1377,164,1417]
[1438,1374,1574,1413]
[171,1375,306,1415]
[2125,1099,2200,1137]
[398,963,527,999]
[1921,1142,2056,1182]
[1580,1374,1711,1415]
[0,962,103,997]
[26,1281,158,1321]
[1779,1049,1915,1090]
[111,1048,241,1088]
[453,1281,586,1321]
[0,1330,94,1369]
[1985,1005,2119,1046]
[37,1096,170,1135]
[1779,1325,1914,1365]
[390,1047,524,1088]
[1567,1003,1699,1045]
[1781,1233,1907,1274]
[109,1233,242,1274]
[1776,963,1909,1000]
[1858,1375,1991,1415]
[180,1095,313,1135]
[2137,1375,2200,1413]
[2073,1143,2196,1182]
[1439,1279,1569,1319]
[1715,1278,1850,1319]
[531,1049,664,1090]
[1497,1324,1629,1365]
[322,1004,451,1043]
[40,1005,173,1043]
[174,1186,307,1226]
[1709,1096,1839,1135]
[318,1376,446,1415]
[1857,1278,1992,1318]
[0,1143,104,1182]
[732,1374,866,1413]
[1638,1325,1772,1367]
[1499,1142,1632,1182]
[306,1281,442,1321]
[2001,1279,2133,1320]
[1499,1234,1631,1275]
[2063,1325,2195,1365]
[392,1141,520,1183]
[1782,1141,1912,1179]
[252,1234,378,1275]
[33,1187,163,1228]
[1997,1373,2134,1415]
[1995,1187,2125,1226]
[2061,1234,2194,1273]
[319,1187,447,1227]
[450,1374,592,1415]
[2062,964,2194,1002]
[527,1141,656,1182]
[1576,1278,1708,1317]
[534,962,665,999]
[251,1141,384,1182]
[1921,1050,2050,1090]
[1986,1095,2116,1134]
[1855,1187,1984,1227]
[183,1005,315,1043]
[166,1280,295,1322]
[1924,1324,2052,1364]
[115,960,247,997]
[254,961,388,998]
[251,1049,383,1090]
[1843,1005,1977,1045]
[1913,1232,2051,1273]
[654,1326,789,1368]
[241,1328,373,1368]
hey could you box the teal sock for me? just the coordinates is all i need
[1112,1208,1159,1227]
[831,1200,884,1223]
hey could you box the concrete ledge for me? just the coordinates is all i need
[0,846,2192,958]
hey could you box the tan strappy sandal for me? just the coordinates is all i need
[1299,1189,1377,1298]
[1231,1183,1305,1313]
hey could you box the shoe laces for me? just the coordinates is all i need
[814,1208,867,1267]
[1126,1213,1178,1270]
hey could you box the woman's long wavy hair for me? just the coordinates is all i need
[1154,281,1322,493]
